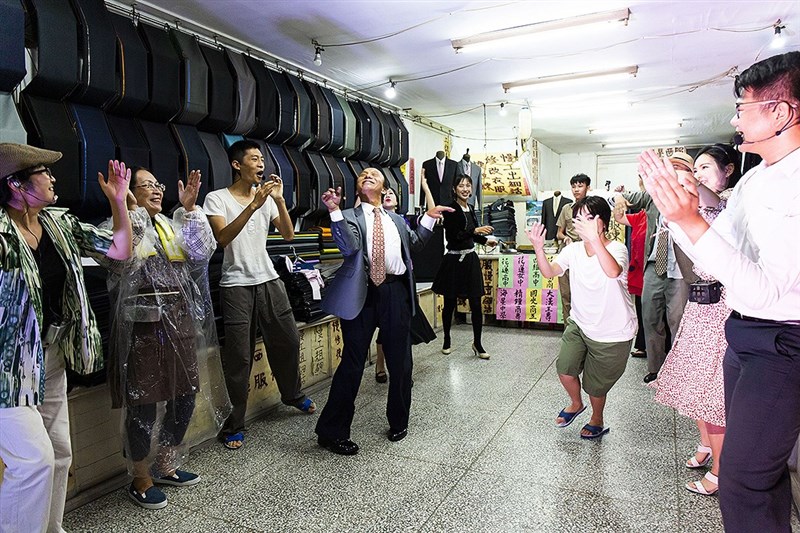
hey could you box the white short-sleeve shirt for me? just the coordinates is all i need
[203,188,280,287]
[555,241,637,342]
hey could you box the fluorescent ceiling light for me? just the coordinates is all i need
[503,66,638,93]
[451,8,630,51]
[602,139,679,149]
[590,122,682,135]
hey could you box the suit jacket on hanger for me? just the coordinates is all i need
[541,195,572,240]
[421,156,457,207]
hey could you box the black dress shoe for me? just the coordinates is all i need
[387,428,408,442]
[643,372,658,383]
[317,436,359,455]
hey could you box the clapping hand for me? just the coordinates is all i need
[178,170,202,212]
[525,223,546,250]
[638,149,699,224]
[267,174,284,200]
[474,225,494,236]
[573,213,601,245]
[426,205,455,219]
[98,160,131,205]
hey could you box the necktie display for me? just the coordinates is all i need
[370,206,386,285]
[654,227,669,275]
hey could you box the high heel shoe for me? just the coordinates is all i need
[441,338,452,355]
[686,444,712,469]
[472,344,490,360]
[686,472,718,495]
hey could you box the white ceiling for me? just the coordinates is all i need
[133,0,799,154]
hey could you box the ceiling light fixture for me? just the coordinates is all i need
[503,65,638,93]
[771,19,786,49]
[498,102,507,116]
[385,80,397,99]
[312,40,324,66]
[590,122,682,135]
[602,139,679,149]
[451,8,630,52]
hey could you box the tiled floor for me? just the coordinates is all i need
[64,325,798,532]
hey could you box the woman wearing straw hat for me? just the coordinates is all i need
[0,143,132,533]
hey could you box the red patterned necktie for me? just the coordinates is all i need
[370,206,386,285]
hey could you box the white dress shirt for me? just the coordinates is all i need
[669,146,800,321]
[330,205,437,276]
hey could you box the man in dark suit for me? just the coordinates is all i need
[421,151,457,206]
[315,168,453,455]
[541,191,572,241]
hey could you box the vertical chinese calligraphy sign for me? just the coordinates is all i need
[495,254,562,323]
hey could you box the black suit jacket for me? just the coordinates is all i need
[541,195,572,240]
[421,157,457,206]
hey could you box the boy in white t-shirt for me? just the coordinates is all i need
[203,140,314,450]
[526,196,637,439]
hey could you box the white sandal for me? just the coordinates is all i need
[686,444,712,469]
[686,472,718,495]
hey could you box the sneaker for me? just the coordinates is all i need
[127,484,168,509]
[154,470,201,487]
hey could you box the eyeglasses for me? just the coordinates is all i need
[26,167,53,179]
[734,99,783,118]
[134,182,166,192]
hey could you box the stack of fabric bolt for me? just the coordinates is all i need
[483,198,517,244]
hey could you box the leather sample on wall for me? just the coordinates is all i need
[304,150,332,218]
[0,93,27,144]
[335,157,357,210]
[70,104,116,216]
[388,113,409,165]
[199,131,232,191]
[390,167,409,215]
[283,145,312,216]
[137,23,181,122]
[198,44,236,133]
[221,134,245,149]
[225,51,256,135]
[372,105,394,166]
[266,143,296,211]
[138,120,180,205]
[319,86,344,154]
[106,13,149,115]
[170,123,211,203]
[0,0,26,92]
[18,95,81,209]
[379,166,398,200]
[170,29,209,126]
[349,101,380,162]
[70,0,117,107]
[284,73,312,148]
[106,115,149,169]
[321,154,347,207]
[266,69,295,144]
[333,93,357,158]
[22,0,81,99]
[359,102,383,163]
[304,81,332,151]
[243,56,278,139]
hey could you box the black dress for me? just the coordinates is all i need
[432,202,487,299]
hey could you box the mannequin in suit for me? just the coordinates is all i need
[541,191,572,241]
[458,149,482,208]
[315,168,452,455]
[421,150,457,206]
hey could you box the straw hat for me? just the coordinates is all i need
[668,151,694,172]
[0,143,62,180]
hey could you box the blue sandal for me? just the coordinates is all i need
[580,424,610,439]
[556,406,586,427]
[294,398,316,414]
[223,432,244,450]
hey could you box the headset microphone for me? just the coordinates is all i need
[19,183,58,205]
[733,130,782,146]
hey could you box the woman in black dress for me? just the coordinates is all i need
[433,174,497,359]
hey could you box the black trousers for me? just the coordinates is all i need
[126,394,196,462]
[719,315,800,533]
[316,279,414,440]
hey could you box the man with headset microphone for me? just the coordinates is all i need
[638,52,800,533]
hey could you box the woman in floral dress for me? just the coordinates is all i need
[652,143,741,495]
